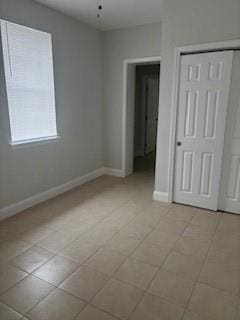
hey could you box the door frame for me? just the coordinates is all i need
[168,40,240,205]
[122,56,161,176]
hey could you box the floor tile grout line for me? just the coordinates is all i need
[0,277,56,317]
[55,195,144,253]
[8,247,57,273]
[180,214,228,319]
[0,299,26,318]
[3,207,159,319]
[20,279,86,318]
[59,204,147,269]
[55,207,173,320]
[31,258,80,288]
[129,243,187,318]
[128,212,217,319]
[0,269,30,297]
[72,303,120,320]
[106,205,171,266]
[87,276,145,320]
[11,185,134,257]
[142,214,194,291]
[1,208,192,319]
[1,175,239,320]
[144,210,224,320]
[115,214,194,319]
[0,257,87,317]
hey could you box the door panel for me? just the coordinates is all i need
[174,51,233,210]
[199,152,213,196]
[220,51,240,214]
[181,151,194,192]
[203,90,219,138]
[184,91,198,137]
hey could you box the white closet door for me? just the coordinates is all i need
[174,51,233,210]
[220,51,240,214]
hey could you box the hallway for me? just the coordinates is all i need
[133,153,156,174]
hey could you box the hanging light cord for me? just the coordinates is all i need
[97,0,102,19]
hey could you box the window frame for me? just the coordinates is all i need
[0,20,60,147]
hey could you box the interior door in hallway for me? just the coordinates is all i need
[145,76,159,154]
[174,51,233,210]
[220,51,240,214]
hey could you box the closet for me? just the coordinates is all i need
[173,50,240,214]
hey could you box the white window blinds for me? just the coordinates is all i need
[0,20,57,144]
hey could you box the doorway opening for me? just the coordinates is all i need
[122,56,161,177]
[134,64,160,173]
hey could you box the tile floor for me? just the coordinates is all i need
[0,162,240,320]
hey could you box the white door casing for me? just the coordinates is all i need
[146,76,159,154]
[122,56,161,177]
[174,51,233,211]
[125,64,136,176]
[220,51,240,214]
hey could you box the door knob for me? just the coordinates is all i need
[177,141,182,146]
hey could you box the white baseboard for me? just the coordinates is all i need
[0,166,127,221]
[153,190,169,203]
[104,167,125,178]
[0,167,106,221]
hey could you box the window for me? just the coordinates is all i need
[0,20,58,145]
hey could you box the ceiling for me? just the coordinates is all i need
[34,0,163,31]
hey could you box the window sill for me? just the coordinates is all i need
[10,135,61,149]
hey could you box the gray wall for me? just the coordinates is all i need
[0,0,104,208]
[103,23,162,169]
[2,0,238,209]
[155,0,240,195]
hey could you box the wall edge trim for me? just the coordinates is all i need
[0,167,106,221]
[153,190,169,203]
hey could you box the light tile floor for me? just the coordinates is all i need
[0,162,240,320]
